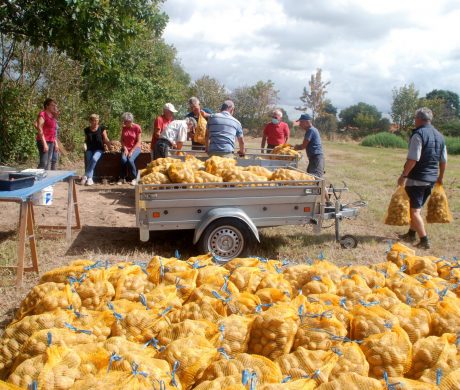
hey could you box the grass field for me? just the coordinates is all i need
[0,139,458,328]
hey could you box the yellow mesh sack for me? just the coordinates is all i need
[229,266,264,293]
[440,368,460,390]
[221,170,266,184]
[168,299,225,324]
[193,171,223,185]
[199,353,282,384]
[336,274,372,303]
[329,342,369,380]
[384,273,437,308]
[315,372,384,390]
[301,276,337,295]
[426,183,453,223]
[205,156,237,176]
[305,294,352,329]
[381,377,437,389]
[361,288,401,311]
[72,308,114,342]
[7,345,80,390]
[275,348,339,385]
[157,319,218,346]
[186,253,215,268]
[146,256,191,285]
[159,336,219,389]
[108,265,149,301]
[38,261,93,284]
[308,260,344,282]
[430,297,460,336]
[196,266,230,287]
[256,288,291,306]
[270,168,315,182]
[74,269,115,310]
[216,315,254,355]
[369,261,401,280]
[167,162,195,183]
[162,269,198,301]
[193,375,243,390]
[13,327,97,369]
[243,166,273,179]
[223,257,261,271]
[282,264,315,293]
[402,255,438,277]
[257,273,292,296]
[359,326,412,378]
[408,333,458,382]
[186,284,232,304]
[143,285,182,310]
[227,292,261,315]
[386,242,415,265]
[350,304,400,340]
[74,343,109,378]
[15,283,81,321]
[140,171,171,184]
[0,309,75,377]
[387,303,431,344]
[0,380,22,389]
[384,186,410,226]
[259,379,317,390]
[185,154,205,170]
[111,307,171,343]
[345,265,386,289]
[193,113,207,144]
[248,306,298,360]
[293,312,347,351]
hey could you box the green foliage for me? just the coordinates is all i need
[315,113,338,140]
[445,137,460,155]
[296,68,330,120]
[339,102,382,129]
[391,83,419,133]
[189,76,227,113]
[440,119,460,137]
[361,132,408,149]
[425,89,459,118]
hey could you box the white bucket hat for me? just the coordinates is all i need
[164,103,178,113]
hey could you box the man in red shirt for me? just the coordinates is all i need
[261,109,290,151]
[150,103,177,154]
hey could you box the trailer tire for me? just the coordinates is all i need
[197,218,254,262]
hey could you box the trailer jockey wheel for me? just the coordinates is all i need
[198,218,254,263]
[340,234,358,249]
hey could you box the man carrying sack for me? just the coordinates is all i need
[397,107,447,249]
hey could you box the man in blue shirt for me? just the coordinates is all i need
[294,113,325,177]
[206,100,245,157]
[397,107,447,250]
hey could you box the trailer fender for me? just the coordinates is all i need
[193,208,260,245]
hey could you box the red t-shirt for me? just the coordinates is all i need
[121,123,142,151]
[151,115,173,147]
[36,111,57,142]
[263,121,290,146]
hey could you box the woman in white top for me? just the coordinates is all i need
[153,117,196,160]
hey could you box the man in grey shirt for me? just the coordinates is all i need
[397,107,447,249]
[206,100,245,158]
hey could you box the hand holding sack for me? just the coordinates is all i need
[384,186,411,226]
[426,183,453,223]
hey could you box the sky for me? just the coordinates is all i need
[161,0,460,120]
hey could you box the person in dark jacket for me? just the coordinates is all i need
[398,107,447,249]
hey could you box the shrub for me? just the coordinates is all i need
[361,132,408,149]
[445,137,460,155]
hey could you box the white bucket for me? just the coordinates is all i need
[32,185,54,206]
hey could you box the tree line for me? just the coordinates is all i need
[1,1,459,164]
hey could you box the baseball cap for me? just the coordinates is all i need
[298,113,312,121]
[164,103,178,113]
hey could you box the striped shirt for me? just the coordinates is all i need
[207,111,243,153]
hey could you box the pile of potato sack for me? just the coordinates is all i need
[139,155,314,186]
[104,141,151,154]
[0,242,460,389]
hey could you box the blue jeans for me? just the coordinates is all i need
[37,141,55,170]
[85,149,103,179]
[120,147,141,180]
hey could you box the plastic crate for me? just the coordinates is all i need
[0,173,35,191]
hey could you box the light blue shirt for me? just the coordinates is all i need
[207,111,243,153]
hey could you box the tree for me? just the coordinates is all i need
[296,68,330,120]
[425,89,459,119]
[231,80,278,134]
[391,83,419,133]
[339,102,381,128]
[189,75,227,113]
[323,99,338,116]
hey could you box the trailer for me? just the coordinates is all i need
[135,173,364,262]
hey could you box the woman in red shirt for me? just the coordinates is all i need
[118,112,142,185]
[35,98,58,169]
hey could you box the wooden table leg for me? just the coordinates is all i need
[27,202,39,273]
[15,202,28,286]
[72,178,81,229]
[66,178,74,241]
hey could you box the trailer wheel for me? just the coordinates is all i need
[340,234,358,249]
[197,218,254,262]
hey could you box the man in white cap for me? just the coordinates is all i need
[150,103,178,157]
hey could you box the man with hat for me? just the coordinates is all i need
[294,113,325,177]
[150,103,178,156]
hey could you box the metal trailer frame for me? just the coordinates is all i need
[135,175,362,261]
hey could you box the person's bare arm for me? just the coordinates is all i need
[285,125,290,144]
[36,115,48,152]
[294,139,308,151]
[129,129,142,157]
[261,134,267,151]
[102,129,110,146]
[238,136,245,156]
[397,159,417,186]
[437,162,446,184]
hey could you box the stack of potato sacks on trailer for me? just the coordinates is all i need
[139,155,314,186]
[0,242,460,389]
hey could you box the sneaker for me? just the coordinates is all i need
[117,179,124,185]
[415,240,431,250]
[130,179,136,186]
[87,178,94,186]
[80,176,87,186]
[398,232,417,243]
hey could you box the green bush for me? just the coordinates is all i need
[445,137,460,155]
[361,132,408,149]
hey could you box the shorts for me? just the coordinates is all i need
[307,154,325,178]
[405,184,434,209]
